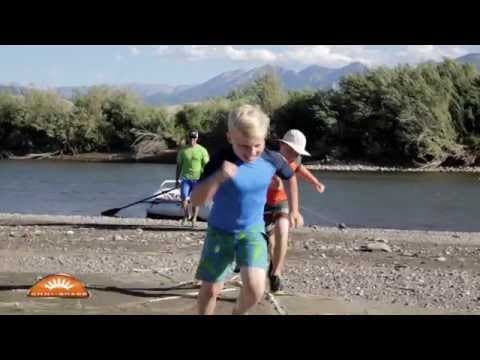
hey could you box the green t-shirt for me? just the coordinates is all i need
[177,144,210,180]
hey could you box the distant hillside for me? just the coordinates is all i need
[455,53,480,70]
[4,53,480,106]
[54,86,90,99]
[54,83,193,101]
[144,62,369,105]
[0,84,25,95]
[0,63,369,105]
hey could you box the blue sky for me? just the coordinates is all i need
[1,45,480,88]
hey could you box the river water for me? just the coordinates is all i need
[1,160,479,231]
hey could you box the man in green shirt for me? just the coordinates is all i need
[176,130,210,227]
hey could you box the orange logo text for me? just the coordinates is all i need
[28,273,89,298]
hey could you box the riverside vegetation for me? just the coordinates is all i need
[1,59,479,168]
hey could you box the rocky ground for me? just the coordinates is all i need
[1,213,480,313]
[303,163,480,173]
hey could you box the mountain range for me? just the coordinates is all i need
[2,53,480,106]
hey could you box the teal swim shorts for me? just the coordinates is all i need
[195,224,269,283]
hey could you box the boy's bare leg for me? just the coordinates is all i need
[198,281,224,315]
[271,217,289,276]
[232,267,266,315]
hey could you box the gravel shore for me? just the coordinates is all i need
[1,213,479,313]
[6,154,480,173]
[304,163,480,173]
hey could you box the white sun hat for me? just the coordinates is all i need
[277,129,311,156]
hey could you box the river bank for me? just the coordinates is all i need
[4,151,178,163]
[1,213,479,314]
[3,151,480,173]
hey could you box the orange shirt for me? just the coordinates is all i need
[266,160,299,205]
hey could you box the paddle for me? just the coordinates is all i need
[101,187,176,217]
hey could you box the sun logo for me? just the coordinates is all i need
[45,278,74,290]
[28,273,89,298]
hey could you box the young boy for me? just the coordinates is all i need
[265,129,325,293]
[191,105,304,315]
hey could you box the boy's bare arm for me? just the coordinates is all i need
[297,165,325,193]
[284,175,304,228]
[191,161,237,206]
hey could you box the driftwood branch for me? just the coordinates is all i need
[131,129,167,159]
[9,151,60,160]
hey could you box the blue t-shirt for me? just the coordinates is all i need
[199,146,293,233]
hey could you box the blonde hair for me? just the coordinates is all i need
[228,104,270,138]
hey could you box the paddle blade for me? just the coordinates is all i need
[101,208,120,217]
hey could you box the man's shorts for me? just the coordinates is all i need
[264,200,289,237]
[180,178,198,201]
[195,224,269,283]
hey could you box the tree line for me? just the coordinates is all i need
[1,59,479,167]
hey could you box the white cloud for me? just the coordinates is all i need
[152,45,214,59]
[277,45,473,68]
[174,45,377,67]
[223,46,277,62]
[279,46,355,67]
[181,45,215,59]
[148,45,475,69]
[128,46,141,56]
[152,45,277,62]
[115,54,124,62]
[393,45,470,65]
[154,45,170,55]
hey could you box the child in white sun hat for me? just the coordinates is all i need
[264,129,326,293]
